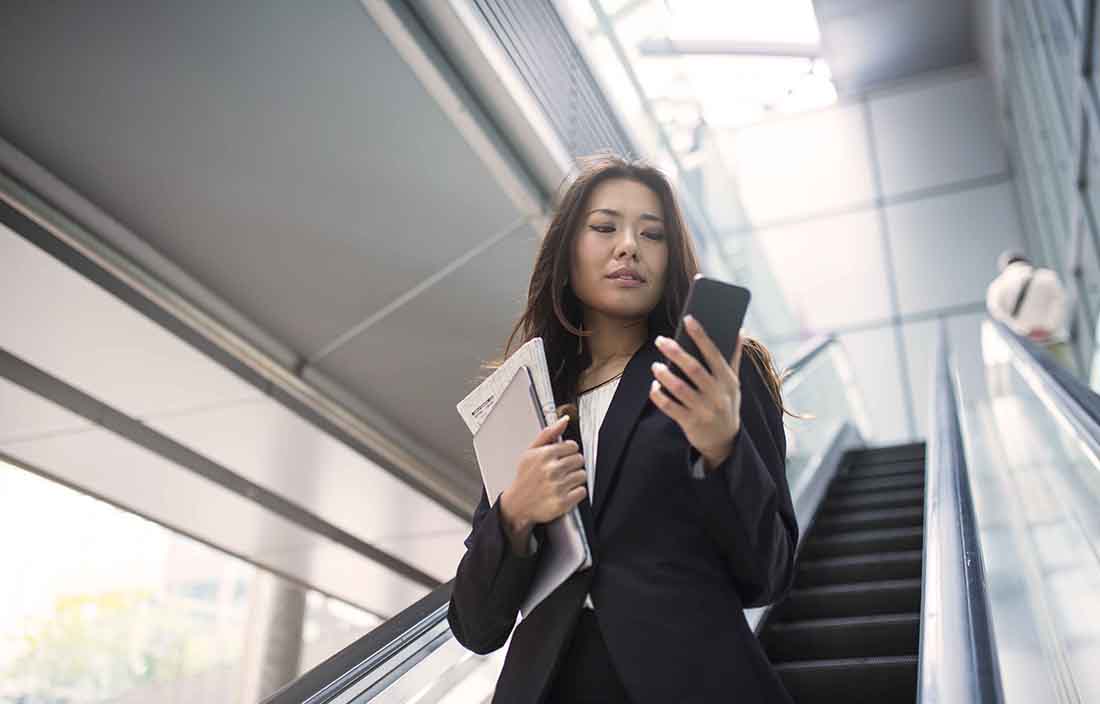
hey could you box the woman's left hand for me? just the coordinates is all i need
[650,315,743,473]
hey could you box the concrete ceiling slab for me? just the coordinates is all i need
[0,1,525,359]
[815,0,977,95]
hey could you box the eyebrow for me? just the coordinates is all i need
[587,208,664,223]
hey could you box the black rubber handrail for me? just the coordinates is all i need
[917,322,1003,703]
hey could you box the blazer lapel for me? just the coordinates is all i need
[591,340,659,521]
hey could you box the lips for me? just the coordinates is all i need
[607,268,645,282]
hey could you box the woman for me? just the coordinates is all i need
[448,154,798,704]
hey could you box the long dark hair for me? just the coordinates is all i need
[482,153,791,427]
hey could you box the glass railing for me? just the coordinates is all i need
[264,336,870,703]
[918,321,1002,704]
[946,318,1100,703]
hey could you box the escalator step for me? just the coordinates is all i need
[850,443,925,464]
[800,526,923,559]
[813,506,924,534]
[831,474,924,495]
[821,488,924,513]
[769,578,922,622]
[773,655,918,704]
[762,613,919,661]
[843,462,924,480]
[796,551,922,587]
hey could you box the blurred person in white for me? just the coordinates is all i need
[986,250,1075,372]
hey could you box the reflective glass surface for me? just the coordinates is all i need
[0,462,380,703]
[962,321,1100,702]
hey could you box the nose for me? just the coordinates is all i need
[615,227,639,260]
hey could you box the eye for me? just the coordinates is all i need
[590,224,615,234]
[643,231,666,241]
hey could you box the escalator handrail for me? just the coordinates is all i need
[918,322,1003,703]
[989,317,1100,461]
[262,581,454,704]
[265,333,845,703]
[781,333,835,377]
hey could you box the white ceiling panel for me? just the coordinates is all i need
[754,210,894,331]
[886,183,1025,316]
[870,72,1007,196]
[0,224,261,418]
[0,392,426,615]
[724,103,875,224]
[815,0,976,95]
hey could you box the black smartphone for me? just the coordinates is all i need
[663,276,751,393]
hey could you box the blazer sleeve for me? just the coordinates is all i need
[447,488,541,654]
[686,353,799,608]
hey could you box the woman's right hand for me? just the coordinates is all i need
[498,415,587,555]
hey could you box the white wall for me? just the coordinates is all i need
[717,67,1023,444]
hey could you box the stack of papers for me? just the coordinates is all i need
[456,338,592,617]
[456,338,558,434]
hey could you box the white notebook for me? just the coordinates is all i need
[471,364,592,618]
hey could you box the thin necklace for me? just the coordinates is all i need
[579,370,625,395]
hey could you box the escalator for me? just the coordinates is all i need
[265,318,1100,704]
[761,444,925,702]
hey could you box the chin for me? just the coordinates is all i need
[599,299,658,319]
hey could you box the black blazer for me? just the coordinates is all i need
[448,339,799,704]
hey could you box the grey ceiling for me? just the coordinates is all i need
[814,0,979,95]
[0,2,538,497]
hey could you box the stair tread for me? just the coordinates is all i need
[832,476,925,495]
[786,578,922,598]
[823,489,924,509]
[766,612,919,632]
[799,550,922,569]
[820,506,923,521]
[807,526,923,545]
[773,654,919,672]
[849,446,925,464]
[845,464,924,478]
[835,474,925,487]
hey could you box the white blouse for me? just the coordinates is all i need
[577,374,622,609]
[578,374,623,500]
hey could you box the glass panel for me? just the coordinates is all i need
[1015,0,1073,160]
[1033,0,1076,135]
[962,321,1100,701]
[1071,0,1086,32]
[781,343,872,486]
[903,312,989,440]
[1080,204,1100,381]
[0,461,380,703]
[837,327,912,444]
[1085,107,1100,267]
[1005,4,1074,263]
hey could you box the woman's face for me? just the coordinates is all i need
[570,177,669,324]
